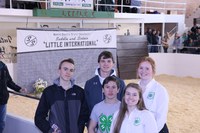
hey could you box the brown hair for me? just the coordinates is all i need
[102,76,120,89]
[113,83,146,133]
[136,56,156,78]
[58,58,74,69]
[98,51,115,63]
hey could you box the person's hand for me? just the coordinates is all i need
[20,88,28,94]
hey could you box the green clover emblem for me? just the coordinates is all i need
[99,114,113,133]
[147,92,155,100]
[134,117,141,126]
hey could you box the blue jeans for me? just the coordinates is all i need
[0,104,6,133]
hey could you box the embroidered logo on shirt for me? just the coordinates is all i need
[71,93,76,96]
[134,117,141,126]
[93,82,98,85]
[99,114,113,133]
[147,92,155,100]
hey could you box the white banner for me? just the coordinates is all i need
[17,29,116,53]
[50,0,93,10]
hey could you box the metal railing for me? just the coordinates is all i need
[5,0,186,15]
[147,44,200,54]
[95,0,186,14]
[9,90,40,100]
[168,25,178,35]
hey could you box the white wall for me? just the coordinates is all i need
[149,53,200,78]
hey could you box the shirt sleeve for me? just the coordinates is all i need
[90,104,98,122]
[5,65,21,92]
[34,90,51,133]
[143,110,158,133]
[118,79,125,101]
[155,85,169,132]
[78,89,90,133]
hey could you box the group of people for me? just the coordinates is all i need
[161,32,182,53]
[162,29,200,54]
[178,22,200,54]
[146,27,194,53]
[189,22,200,47]
[34,51,169,133]
[0,49,169,133]
[146,28,161,53]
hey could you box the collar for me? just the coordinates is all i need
[95,67,116,84]
[53,77,75,88]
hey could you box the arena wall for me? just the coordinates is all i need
[149,53,200,78]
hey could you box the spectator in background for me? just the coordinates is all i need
[156,30,162,52]
[150,29,158,53]
[191,22,199,34]
[192,27,200,47]
[187,30,193,46]
[130,0,141,13]
[196,27,200,46]
[161,33,169,53]
[0,48,27,133]
[172,33,181,53]
[195,28,200,54]
[190,22,199,45]
[179,32,188,53]
[146,28,152,53]
[182,32,188,46]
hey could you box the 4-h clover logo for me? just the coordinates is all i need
[147,92,155,100]
[99,114,113,133]
[134,117,141,126]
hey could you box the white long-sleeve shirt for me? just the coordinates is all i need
[139,79,169,132]
[110,108,158,133]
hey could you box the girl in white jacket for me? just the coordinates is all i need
[137,56,169,133]
[110,83,158,133]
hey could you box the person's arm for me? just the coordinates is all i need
[2,63,28,93]
[78,89,90,133]
[143,110,158,133]
[118,79,125,101]
[4,65,21,92]
[161,40,168,46]
[155,86,169,132]
[34,91,52,133]
[88,119,97,133]
[84,80,91,111]
[88,102,99,133]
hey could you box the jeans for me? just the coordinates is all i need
[0,104,6,133]
[159,123,169,133]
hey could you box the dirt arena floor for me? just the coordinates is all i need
[7,74,200,133]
